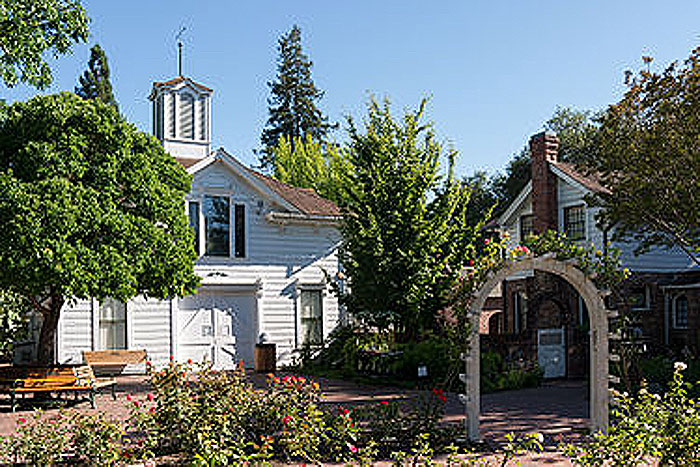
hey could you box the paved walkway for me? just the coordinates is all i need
[0,374,587,465]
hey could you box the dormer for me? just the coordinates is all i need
[149,76,213,162]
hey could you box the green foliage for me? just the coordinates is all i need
[0,93,199,362]
[260,25,335,170]
[75,43,118,109]
[0,290,30,361]
[0,0,89,89]
[591,49,700,265]
[124,361,359,464]
[352,390,452,458]
[272,134,352,205]
[340,97,486,340]
[0,410,123,465]
[564,363,700,466]
[480,351,543,394]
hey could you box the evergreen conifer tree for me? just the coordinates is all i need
[260,25,334,170]
[75,44,118,109]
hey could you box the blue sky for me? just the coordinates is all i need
[2,1,699,177]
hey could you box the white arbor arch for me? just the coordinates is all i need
[463,254,611,440]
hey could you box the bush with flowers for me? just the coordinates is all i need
[0,410,123,466]
[563,362,700,466]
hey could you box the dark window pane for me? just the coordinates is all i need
[234,204,246,258]
[520,214,534,240]
[675,296,689,329]
[204,196,230,257]
[188,201,200,255]
[564,205,586,240]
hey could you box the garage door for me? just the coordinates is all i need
[177,293,256,369]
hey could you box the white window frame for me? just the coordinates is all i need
[295,284,326,347]
[519,213,534,242]
[672,295,689,330]
[97,298,128,350]
[560,202,587,241]
[188,194,250,261]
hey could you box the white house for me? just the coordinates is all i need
[52,75,344,370]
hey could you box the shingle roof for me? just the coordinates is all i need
[153,76,213,93]
[551,161,611,195]
[245,168,341,216]
[175,157,340,217]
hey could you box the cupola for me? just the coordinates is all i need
[149,76,213,162]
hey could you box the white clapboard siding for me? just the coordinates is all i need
[57,299,93,364]
[57,157,343,368]
[129,297,172,367]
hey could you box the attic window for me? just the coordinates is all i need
[563,205,585,241]
[519,214,534,241]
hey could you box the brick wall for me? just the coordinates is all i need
[530,131,560,233]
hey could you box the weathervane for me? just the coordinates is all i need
[176,26,186,76]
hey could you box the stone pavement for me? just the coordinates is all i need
[0,374,587,465]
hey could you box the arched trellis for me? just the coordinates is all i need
[462,254,613,441]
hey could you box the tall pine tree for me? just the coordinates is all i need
[75,44,118,109]
[260,25,334,170]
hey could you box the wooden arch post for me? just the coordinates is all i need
[463,255,610,441]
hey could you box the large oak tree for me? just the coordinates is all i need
[0,93,199,363]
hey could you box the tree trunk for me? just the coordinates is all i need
[36,298,63,365]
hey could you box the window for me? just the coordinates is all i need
[629,285,650,310]
[673,295,689,329]
[513,292,527,334]
[234,204,246,258]
[300,290,323,346]
[563,205,586,240]
[188,201,200,255]
[180,93,195,139]
[99,298,126,350]
[204,195,230,257]
[520,214,534,241]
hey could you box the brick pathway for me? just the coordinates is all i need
[0,374,586,465]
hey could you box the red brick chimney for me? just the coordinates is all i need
[530,131,560,234]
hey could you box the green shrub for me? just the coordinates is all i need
[0,410,123,466]
[564,362,700,466]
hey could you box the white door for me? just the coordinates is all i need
[177,293,256,369]
[537,328,566,379]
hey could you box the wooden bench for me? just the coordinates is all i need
[82,349,148,377]
[0,365,116,412]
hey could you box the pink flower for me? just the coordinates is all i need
[126,394,133,402]
[380,400,389,406]
[149,406,155,414]
[282,415,292,425]
[146,393,154,402]
[469,259,474,266]
[349,444,358,453]
[484,238,491,245]
[17,417,26,425]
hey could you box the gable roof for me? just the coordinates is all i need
[550,161,610,195]
[498,161,609,226]
[176,149,340,217]
[149,76,213,100]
